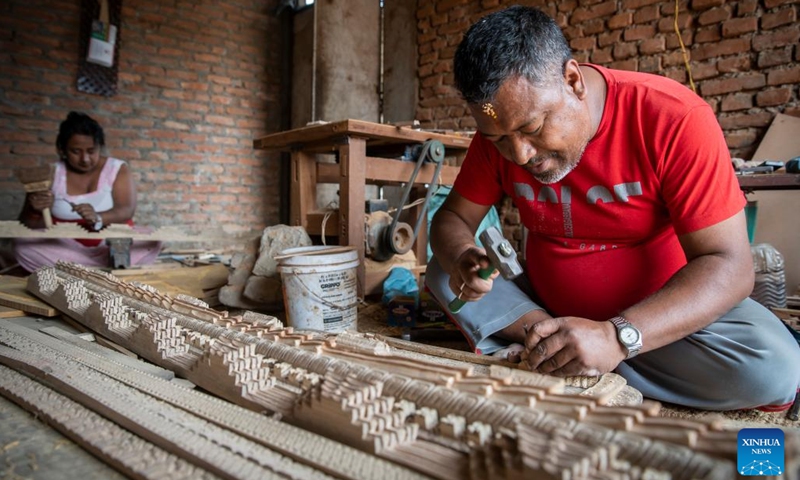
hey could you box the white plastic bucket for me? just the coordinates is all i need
[277,246,359,333]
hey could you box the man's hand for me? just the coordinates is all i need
[522,317,625,377]
[448,247,500,302]
[27,191,54,213]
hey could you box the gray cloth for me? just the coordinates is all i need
[425,256,800,410]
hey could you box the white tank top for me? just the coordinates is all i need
[50,157,126,220]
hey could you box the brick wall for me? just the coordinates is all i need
[417,0,799,160]
[1,0,283,234]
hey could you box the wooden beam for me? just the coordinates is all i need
[317,157,460,186]
[254,119,472,151]
[0,275,57,317]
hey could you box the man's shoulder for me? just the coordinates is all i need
[597,65,707,109]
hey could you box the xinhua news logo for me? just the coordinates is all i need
[738,428,784,476]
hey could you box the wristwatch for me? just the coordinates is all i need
[93,213,104,231]
[609,316,642,359]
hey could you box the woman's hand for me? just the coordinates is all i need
[71,203,100,225]
[27,191,54,213]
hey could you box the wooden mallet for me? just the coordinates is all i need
[15,165,55,228]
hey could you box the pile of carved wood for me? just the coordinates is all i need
[1,262,796,480]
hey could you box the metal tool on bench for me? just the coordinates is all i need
[365,140,445,261]
[106,237,133,269]
[448,226,523,314]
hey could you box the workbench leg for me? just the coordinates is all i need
[339,138,367,298]
[411,185,429,267]
[291,150,317,229]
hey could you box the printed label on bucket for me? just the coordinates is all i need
[278,246,359,333]
[317,270,357,332]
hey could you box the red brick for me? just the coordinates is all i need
[639,37,666,55]
[764,0,794,7]
[657,15,691,33]
[583,19,606,35]
[762,8,796,30]
[591,48,614,64]
[574,52,590,64]
[757,47,793,68]
[634,5,660,23]
[570,1,617,24]
[598,30,622,47]
[698,6,732,26]
[558,0,579,12]
[692,61,719,80]
[691,38,750,61]
[622,0,660,9]
[784,106,800,117]
[737,0,758,14]
[756,87,793,107]
[666,30,694,49]
[624,25,656,41]
[609,59,638,71]
[639,56,662,73]
[700,73,766,96]
[717,56,751,73]
[691,0,724,9]
[614,42,639,60]
[571,37,596,51]
[724,130,758,149]
[753,27,800,51]
[663,50,689,67]
[720,93,753,111]
[767,66,800,86]
[718,112,773,129]
[722,17,758,37]
[695,27,721,44]
[562,26,582,40]
[608,12,632,29]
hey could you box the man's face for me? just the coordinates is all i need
[469,67,593,184]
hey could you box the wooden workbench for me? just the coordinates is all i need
[254,119,472,296]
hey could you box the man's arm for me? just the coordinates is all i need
[617,208,753,350]
[524,209,753,376]
[430,190,496,300]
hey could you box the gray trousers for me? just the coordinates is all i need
[426,257,800,410]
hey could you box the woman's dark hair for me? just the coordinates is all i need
[454,5,573,104]
[56,111,105,152]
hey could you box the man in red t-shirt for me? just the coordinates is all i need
[427,5,800,411]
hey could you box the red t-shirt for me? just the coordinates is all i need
[453,65,746,320]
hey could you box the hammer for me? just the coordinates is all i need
[448,226,523,314]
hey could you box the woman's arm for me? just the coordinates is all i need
[18,191,54,229]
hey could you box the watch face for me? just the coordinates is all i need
[620,326,640,345]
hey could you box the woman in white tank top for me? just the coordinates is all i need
[15,112,160,272]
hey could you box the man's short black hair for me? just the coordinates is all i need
[56,111,105,152]
[454,5,573,104]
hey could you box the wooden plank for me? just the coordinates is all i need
[317,157,460,186]
[737,173,800,191]
[111,264,229,296]
[254,119,472,151]
[39,326,175,381]
[0,366,211,480]
[0,275,57,317]
[291,150,316,229]
[0,305,26,319]
[340,138,367,298]
[0,221,239,242]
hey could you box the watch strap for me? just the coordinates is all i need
[609,315,642,360]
